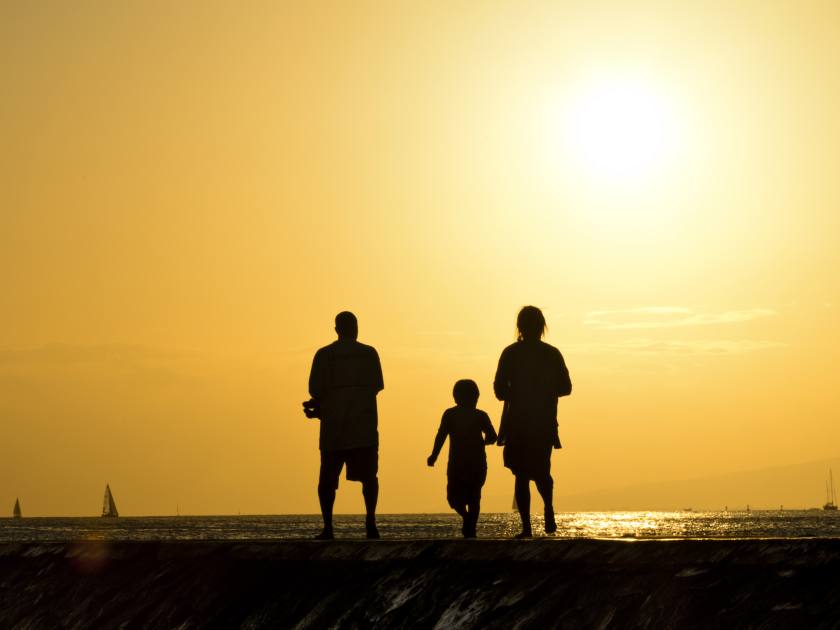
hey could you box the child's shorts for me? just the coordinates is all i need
[446,468,486,509]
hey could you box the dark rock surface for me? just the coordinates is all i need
[2,538,840,629]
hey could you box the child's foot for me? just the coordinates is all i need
[514,529,532,539]
[544,509,557,534]
[314,528,334,540]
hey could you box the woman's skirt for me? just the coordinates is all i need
[503,440,553,481]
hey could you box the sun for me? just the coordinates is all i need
[564,75,680,184]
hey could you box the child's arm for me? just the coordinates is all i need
[427,413,450,466]
[481,411,498,445]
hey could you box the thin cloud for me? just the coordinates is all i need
[568,338,785,355]
[584,307,776,330]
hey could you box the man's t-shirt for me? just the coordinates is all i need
[309,340,384,451]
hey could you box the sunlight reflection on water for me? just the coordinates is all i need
[2,511,839,542]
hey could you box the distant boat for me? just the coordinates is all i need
[102,484,119,518]
[823,469,838,511]
[13,498,21,519]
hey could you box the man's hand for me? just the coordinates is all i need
[426,455,436,467]
[302,398,320,419]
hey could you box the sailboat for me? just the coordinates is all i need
[102,484,119,518]
[823,469,838,511]
[13,498,22,519]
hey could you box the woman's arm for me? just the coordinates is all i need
[556,351,572,398]
[493,348,511,401]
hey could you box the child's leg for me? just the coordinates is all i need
[447,481,468,520]
[465,499,480,538]
[450,499,468,537]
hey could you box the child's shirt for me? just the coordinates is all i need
[435,406,497,476]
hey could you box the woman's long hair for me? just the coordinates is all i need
[516,305,547,341]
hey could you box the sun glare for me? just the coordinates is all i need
[564,76,680,184]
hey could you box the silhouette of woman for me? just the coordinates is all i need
[494,306,572,538]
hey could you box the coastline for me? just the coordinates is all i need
[2,538,840,628]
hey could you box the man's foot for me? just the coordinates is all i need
[514,529,532,539]
[544,510,557,534]
[314,528,334,540]
[365,517,380,539]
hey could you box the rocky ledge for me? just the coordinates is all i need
[2,538,840,629]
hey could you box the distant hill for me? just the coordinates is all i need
[553,457,840,511]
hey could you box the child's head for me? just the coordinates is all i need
[453,379,479,408]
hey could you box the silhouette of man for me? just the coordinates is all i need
[306,311,384,539]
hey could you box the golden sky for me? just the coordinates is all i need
[3,1,840,515]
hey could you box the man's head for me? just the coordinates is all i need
[453,379,480,408]
[335,311,358,340]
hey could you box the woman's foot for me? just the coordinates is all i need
[514,529,532,539]
[314,528,334,540]
[544,509,557,534]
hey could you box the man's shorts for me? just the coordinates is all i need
[319,445,378,490]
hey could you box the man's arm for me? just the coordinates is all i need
[309,349,326,400]
[373,348,384,393]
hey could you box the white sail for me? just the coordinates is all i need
[13,498,21,519]
[102,484,119,518]
[823,469,838,511]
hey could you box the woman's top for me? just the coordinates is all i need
[493,339,571,445]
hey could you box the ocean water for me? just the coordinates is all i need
[2,511,839,542]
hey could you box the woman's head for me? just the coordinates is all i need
[516,306,546,341]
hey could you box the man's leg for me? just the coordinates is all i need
[316,451,341,540]
[536,474,556,534]
[362,477,379,539]
[317,483,336,539]
[514,475,532,538]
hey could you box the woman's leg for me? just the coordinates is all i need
[536,474,556,533]
[514,475,532,537]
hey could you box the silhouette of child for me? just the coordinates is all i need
[427,379,498,538]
